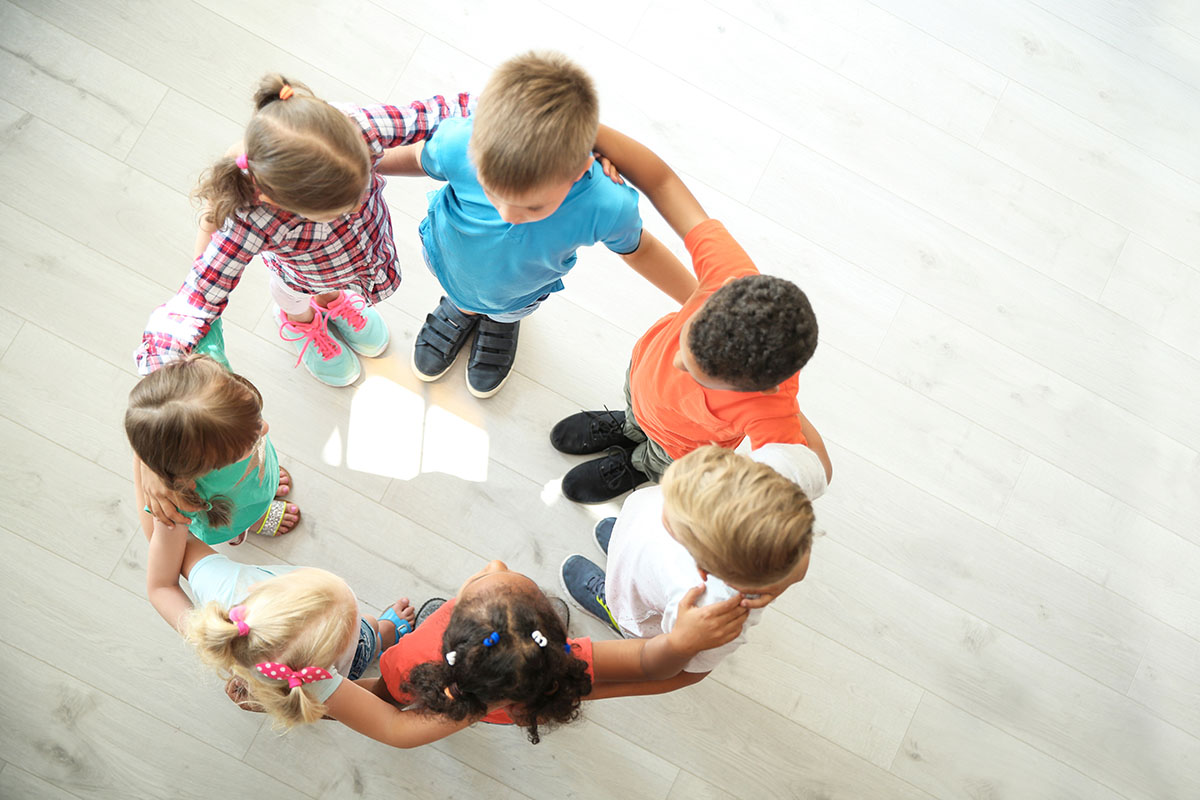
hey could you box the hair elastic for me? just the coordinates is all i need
[482,632,500,647]
[235,153,249,172]
[279,84,295,100]
[530,630,548,647]
[254,662,333,689]
[564,643,572,655]
[445,650,457,666]
[228,605,250,637]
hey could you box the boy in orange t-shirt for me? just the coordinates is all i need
[551,129,833,503]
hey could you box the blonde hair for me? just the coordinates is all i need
[124,355,263,529]
[195,73,370,225]
[470,51,599,194]
[186,569,358,728]
[660,446,815,588]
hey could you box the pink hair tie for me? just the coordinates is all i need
[228,605,250,636]
[254,662,333,690]
[235,153,249,172]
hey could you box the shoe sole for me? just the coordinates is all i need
[298,351,361,387]
[466,368,513,399]
[410,346,458,383]
[347,335,389,359]
[557,555,623,637]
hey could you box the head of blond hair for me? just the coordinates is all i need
[470,51,599,195]
[660,446,815,588]
[186,569,358,728]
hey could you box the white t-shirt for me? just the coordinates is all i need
[186,554,358,702]
[605,443,827,673]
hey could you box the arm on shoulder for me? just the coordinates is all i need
[595,125,709,240]
[323,677,472,748]
[376,140,428,177]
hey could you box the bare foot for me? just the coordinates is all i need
[276,465,292,498]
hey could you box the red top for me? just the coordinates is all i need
[629,219,806,459]
[379,598,595,725]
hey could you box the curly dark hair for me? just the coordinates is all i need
[688,275,818,391]
[403,585,591,744]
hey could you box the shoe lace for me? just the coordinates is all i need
[279,310,340,365]
[326,291,367,331]
[597,446,637,491]
[585,407,624,439]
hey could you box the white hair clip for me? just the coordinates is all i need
[445,650,457,666]
[530,630,548,647]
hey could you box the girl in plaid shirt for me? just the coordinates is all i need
[136,73,471,388]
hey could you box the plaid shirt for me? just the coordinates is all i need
[136,93,474,374]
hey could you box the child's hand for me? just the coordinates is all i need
[740,593,777,610]
[139,461,202,527]
[593,152,625,185]
[671,585,749,653]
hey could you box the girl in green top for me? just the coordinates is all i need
[126,320,300,548]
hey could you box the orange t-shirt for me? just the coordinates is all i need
[379,598,595,725]
[629,219,806,459]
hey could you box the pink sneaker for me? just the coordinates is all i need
[278,304,361,387]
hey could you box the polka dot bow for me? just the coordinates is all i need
[254,662,333,689]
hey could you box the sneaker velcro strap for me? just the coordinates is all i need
[422,315,469,347]
[474,330,515,349]
[472,349,514,367]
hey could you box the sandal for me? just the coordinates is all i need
[380,605,414,646]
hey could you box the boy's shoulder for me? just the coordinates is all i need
[421,115,474,180]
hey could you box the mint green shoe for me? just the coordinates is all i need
[324,291,389,358]
[278,307,361,387]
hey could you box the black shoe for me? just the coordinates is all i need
[467,318,518,398]
[561,447,648,504]
[550,409,637,455]
[594,517,616,556]
[411,298,478,381]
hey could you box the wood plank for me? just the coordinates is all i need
[123,89,242,195]
[873,296,1200,544]
[0,416,133,575]
[819,443,1151,692]
[626,0,1127,299]
[666,771,734,800]
[703,0,1008,143]
[0,764,84,800]
[891,694,1126,800]
[774,539,1200,799]
[0,526,268,758]
[979,82,1200,269]
[0,311,20,358]
[0,641,305,799]
[749,135,1200,457]
[869,0,1200,180]
[1127,624,1200,739]
[1101,236,1200,362]
[0,0,166,159]
[999,456,1200,639]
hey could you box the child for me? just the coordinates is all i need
[132,498,468,747]
[126,320,299,546]
[379,51,697,398]
[372,558,748,743]
[136,73,472,388]
[561,446,819,680]
[550,127,833,502]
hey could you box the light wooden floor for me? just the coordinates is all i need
[1,0,1198,797]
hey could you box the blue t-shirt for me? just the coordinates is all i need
[419,116,643,316]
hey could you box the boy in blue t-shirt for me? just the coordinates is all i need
[381,51,697,398]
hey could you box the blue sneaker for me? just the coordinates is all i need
[559,555,622,636]
[278,308,361,387]
[594,517,616,557]
[325,291,389,358]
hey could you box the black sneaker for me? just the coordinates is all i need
[411,298,478,382]
[561,447,648,504]
[594,517,616,556]
[467,318,519,398]
[559,555,622,635]
[550,409,637,455]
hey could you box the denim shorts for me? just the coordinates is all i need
[348,617,380,680]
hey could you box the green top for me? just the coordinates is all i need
[181,319,279,544]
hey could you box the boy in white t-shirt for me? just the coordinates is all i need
[560,444,825,689]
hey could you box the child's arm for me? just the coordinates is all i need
[323,679,474,748]
[590,585,747,687]
[587,669,709,699]
[595,125,709,241]
[798,408,833,484]
[376,141,427,176]
[145,521,195,634]
[618,230,699,305]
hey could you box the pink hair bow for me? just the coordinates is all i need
[228,605,250,636]
[235,153,249,171]
[254,662,333,689]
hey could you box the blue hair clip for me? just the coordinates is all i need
[483,632,500,647]
[563,643,572,655]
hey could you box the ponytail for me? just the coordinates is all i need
[195,156,258,229]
